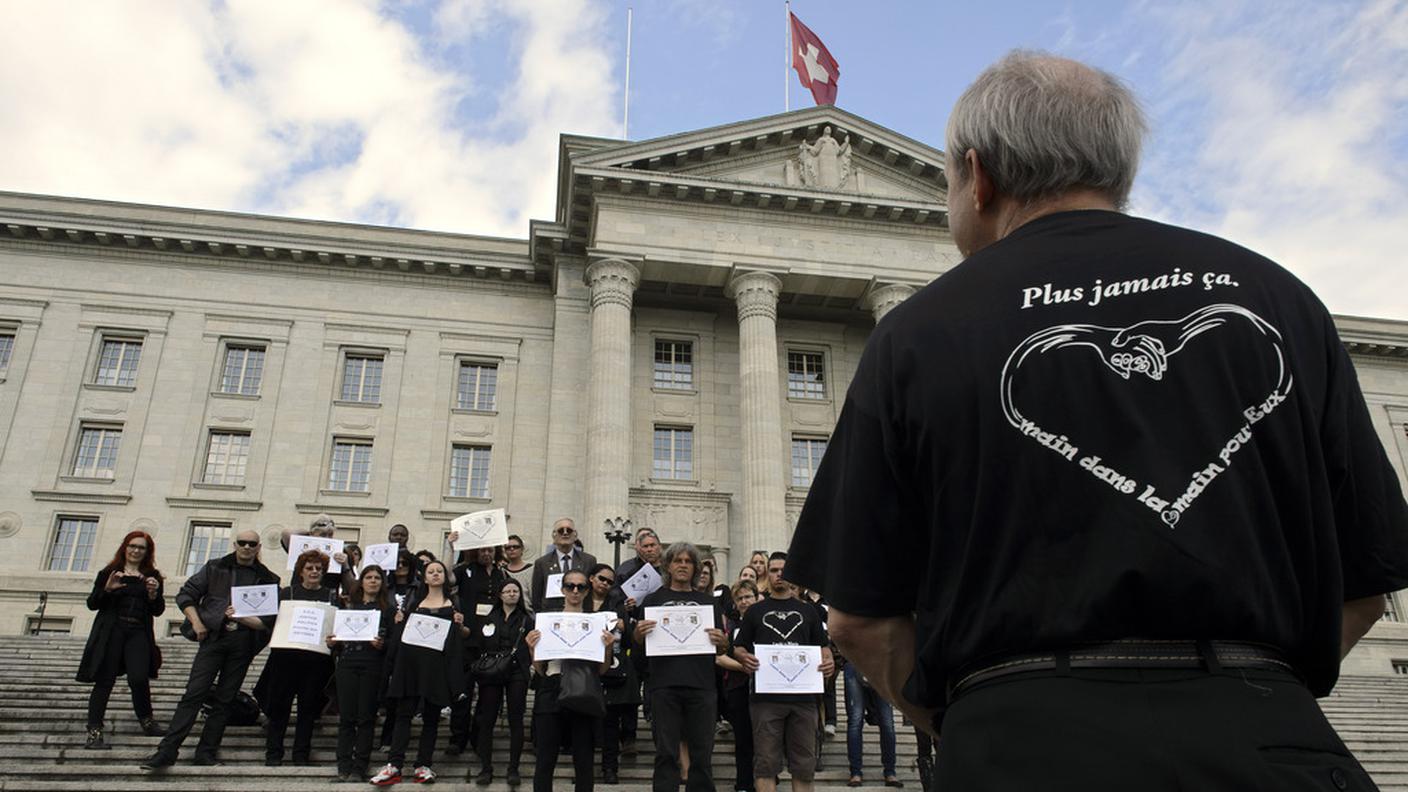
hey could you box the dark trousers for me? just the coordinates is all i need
[388,696,441,770]
[649,686,717,792]
[155,629,257,763]
[937,668,1381,791]
[86,621,153,728]
[449,665,477,749]
[264,651,331,761]
[722,686,755,792]
[475,677,528,772]
[822,670,838,725]
[534,707,596,792]
[335,656,384,774]
[620,701,638,743]
[379,698,398,748]
[600,702,633,774]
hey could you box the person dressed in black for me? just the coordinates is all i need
[472,578,533,787]
[786,51,1408,792]
[633,542,729,792]
[610,528,661,756]
[371,559,468,785]
[585,563,632,785]
[448,544,507,755]
[140,529,279,770]
[263,549,338,766]
[331,564,396,782]
[718,580,760,792]
[78,529,166,749]
[378,547,422,752]
[526,568,614,792]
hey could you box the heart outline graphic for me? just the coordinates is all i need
[762,610,804,642]
[464,516,495,540]
[414,620,443,640]
[768,652,810,683]
[658,613,701,644]
[239,591,268,609]
[999,303,1292,528]
[341,614,373,636]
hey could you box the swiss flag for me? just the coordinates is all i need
[790,12,839,106]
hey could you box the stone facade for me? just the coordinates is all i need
[0,105,1405,674]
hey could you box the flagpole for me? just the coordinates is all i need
[623,7,632,139]
[784,1,791,112]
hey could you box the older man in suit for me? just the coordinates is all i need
[530,517,597,612]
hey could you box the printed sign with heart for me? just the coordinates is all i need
[550,617,594,648]
[659,613,701,644]
[768,651,810,683]
[230,584,278,617]
[451,508,508,551]
[401,613,451,651]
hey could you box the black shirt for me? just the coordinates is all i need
[786,211,1408,701]
[638,588,722,691]
[734,595,827,702]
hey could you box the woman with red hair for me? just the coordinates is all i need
[77,530,166,749]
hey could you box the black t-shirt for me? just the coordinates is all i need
[638,588,722,691]
[785,210,1408,701]
[734,595,827,702]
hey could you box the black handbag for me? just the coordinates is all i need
[470,620,526,684]
[557,660,606,718]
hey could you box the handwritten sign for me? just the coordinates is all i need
[269,601,335,655]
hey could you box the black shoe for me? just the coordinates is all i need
[603,769,619,785]
[193,755,223,767]
[506,768,521,787]
[139,717,166,737]
[292,755,312,766]
[84,727,110,750]
[264,756,282,767]
[139,751,175,771]
[475,767,493,786]
[445,743,464,756]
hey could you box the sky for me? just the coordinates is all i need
[0,0,1403,320]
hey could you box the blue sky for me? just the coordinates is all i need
[0,0,1403,319]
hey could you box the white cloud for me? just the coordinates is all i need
[1130,0,1408,320]
[0,0,620,238]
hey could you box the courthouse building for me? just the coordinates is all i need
[0,106,1405,672]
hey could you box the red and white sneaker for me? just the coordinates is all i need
[412,766,437,784]
[370,764,402,786]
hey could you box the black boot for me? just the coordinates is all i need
[917,755,934,792]
[139,717,165,736]
[84,727,110,750]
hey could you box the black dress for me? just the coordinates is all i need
[262,584,337,762]
[386,604,466,706]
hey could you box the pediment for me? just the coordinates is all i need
[571,106,948,205]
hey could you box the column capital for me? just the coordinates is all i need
[865,282,917,323]
[726,271,783,322]
[585,258,640,311]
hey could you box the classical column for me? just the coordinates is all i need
[727,271,788,555]
[583,258,640,545]
[865,282,917,323]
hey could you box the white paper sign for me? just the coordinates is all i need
[753,643,824,694]
[287,535,345,574]
[644,605,716,657]
[544,573,564,600]
[451,508,509,551]
[332,608,382,642]
[362,543,398,573]
[402,613,452,652]
[230,584,279,618]
[620,563,662,601]
[532,611,612,662]
[269,601,335,655]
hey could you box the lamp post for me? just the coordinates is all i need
[603,517,634,569]
[32,592,48,636]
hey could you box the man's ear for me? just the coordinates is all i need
[965,148,995,212]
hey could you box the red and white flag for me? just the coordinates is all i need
[790,12,839,106]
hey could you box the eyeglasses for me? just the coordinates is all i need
[505,544,522,550]
[561,582,588,592]
[595,575,615,585]
[554,528,575,536]
[127,544,148,551]
[235,540,259,548]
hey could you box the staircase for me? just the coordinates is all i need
[0,635,1403,790]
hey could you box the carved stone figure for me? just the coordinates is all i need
[785,125,855,190]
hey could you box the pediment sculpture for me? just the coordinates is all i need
[785,125,854,191]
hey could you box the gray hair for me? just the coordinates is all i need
[660,541,701,576]
[945,50,1147,209]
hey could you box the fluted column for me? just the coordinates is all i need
[865,283,917,323]
[583,258,640,543]
[727,271,787,555]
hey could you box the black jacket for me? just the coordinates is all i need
[76,568,165,683]
[176,553,280,650]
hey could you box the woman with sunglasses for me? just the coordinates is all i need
[501,534,534,598]
[526,568,614,792]
[373,560,469,785]
[330,564,396,782]
[77,530,166,749]
[471,577,533,787]
[263,549,338,767]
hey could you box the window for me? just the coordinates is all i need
[184,521,232,576]
[0,331,14,377]
[340,353,384,403]
[456,362,498,411]
[653,426,694,480]
[94,336,142,387]
[219,344,265,395]
[654,340,694,390]
[787,350,826,400]
[791,436,828,488]
[203,431,251,485]
[329,439,374,492]
[449,445,492,498]
[1394,660,1408,676]
[48,516,98,572]
[1385,593,1402,623]
[72,424,122,478]
[26,616,74,635]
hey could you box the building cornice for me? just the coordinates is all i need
[1335,315,1408,361]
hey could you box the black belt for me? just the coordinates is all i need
[948,640,1296,701]
[116,616,143,625]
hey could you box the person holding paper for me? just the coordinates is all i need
[331,564,396,783]
[372,560,469,786]
[612,527,661,612]
[262,549,338,766]
[526,568,613,792]
[472,578,533,787]
[140,529,279,771]
[586,563,635,785]
[633,542,729,792]
[339,543,363,591]
[732,552,834,792]
[78,529,167,750]
[448,545,508,756]
[530,518,596,612]
[718,580,761,792]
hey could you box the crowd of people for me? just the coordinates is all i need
[79,517,915,790]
